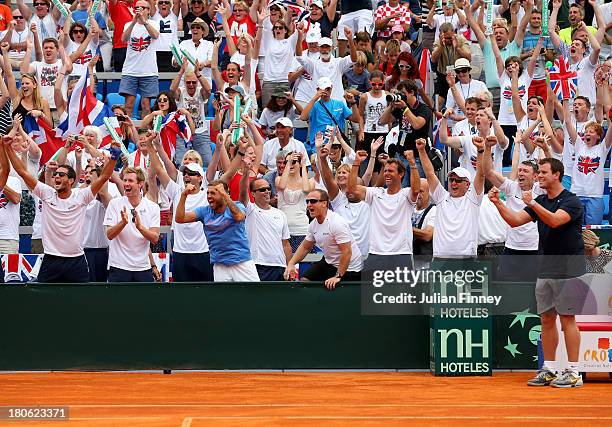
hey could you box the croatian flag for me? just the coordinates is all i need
[56,69,120,149]
[22,115,64,165]
[549,57,578,101]
[159,112,192,160]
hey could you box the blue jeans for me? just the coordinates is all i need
[174,132,213,169]
[579,196,604,225]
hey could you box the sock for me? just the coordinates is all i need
[543,360,557,373]
[568,362,580,374]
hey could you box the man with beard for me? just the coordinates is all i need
[176,180,259,282]
[5,137,120,282]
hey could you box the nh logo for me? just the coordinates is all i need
[438,329,489,358]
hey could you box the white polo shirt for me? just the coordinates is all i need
[245,203,290,267]
[164,179,209,254]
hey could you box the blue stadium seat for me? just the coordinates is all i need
[106,92,141,119]
[96,93,103,101]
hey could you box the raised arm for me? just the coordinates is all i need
[438,112,463,149]
[211,39,225,91]
[416,138,441,193]
[347,150,369,201]
[488,187,533,227]
[465,2,486,48]
[548,0,563,50]
[90,145,120,196]
[4,138,38,191]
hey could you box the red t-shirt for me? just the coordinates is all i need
[0,5,12,31]
[229,171,255,202]
[225,15,256,53]
[108,0,135,49]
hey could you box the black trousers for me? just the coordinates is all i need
[37,254,90,283]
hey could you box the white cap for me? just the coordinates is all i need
[310,0,323,9]
[180,162,204,176]
[275,117,294,128]
[318,37,333,47]
[317,76,333,89]
[306,30,321,43]
[448,167,472,181]
[454,58,471,70]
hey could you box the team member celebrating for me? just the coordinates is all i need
[104,167,161,282]
[5,138,119,282]
[284,189,363,290]
[175,180,259,282]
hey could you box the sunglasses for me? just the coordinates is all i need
[134,5,150,10]
[72,29,85,34]
[13,16,24,19]
[306,199,321,204]
[398,64,411,70]
[131,208,137,223]
[34,2,48,5]
[449,177,468,183]
[52,171,68,177]
[273,26,285,30]
[456,68,470,73]
[183,170,200,177]
[158,98,169,102]
[253,187,271,193]
[191,0,203,3]
[185,81,198,85]
[158,1,171,4]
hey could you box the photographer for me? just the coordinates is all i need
[380,79,432,186]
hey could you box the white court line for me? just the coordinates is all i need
[181,417,193,427]
[181,416,612,420]
[67,403,612,408]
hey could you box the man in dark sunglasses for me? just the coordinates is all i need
[285,189,363,289]
[5,136,121,283]
[238,174,291,282]
[15,0,59,53]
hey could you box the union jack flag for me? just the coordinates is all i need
[75,50,93,65]
[0,192,8,209]
[159,112,193,160]
[549,57,578,101]
[577,155,600,174]
[502,84,525,100]
[1,254,37,283]
[130,35,152,52]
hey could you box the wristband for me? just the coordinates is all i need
[477,149,484,153]
[109,146,122,161]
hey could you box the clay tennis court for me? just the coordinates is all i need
[1,372,611,426]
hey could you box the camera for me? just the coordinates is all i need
[117,115,126,122]
[386,93,406,103]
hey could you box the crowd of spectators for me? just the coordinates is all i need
[0,0,612,285]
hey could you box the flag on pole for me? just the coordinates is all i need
[419,48,432,99]
[158,112,193,160]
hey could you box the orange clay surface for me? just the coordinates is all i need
[0,371,611,426]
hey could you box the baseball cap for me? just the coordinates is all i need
[318,37,333,47]
[275,117,294,128]
[317,76,333,89]
[305,30,321,43]
[310,0,323,9]
[225,84,245,97]
[180,162,204,176]
[454,58,471,70]
[391,25,404,34]
[448,167,472,181]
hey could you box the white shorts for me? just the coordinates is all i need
[213,260,260,282]
[337,9,374,40]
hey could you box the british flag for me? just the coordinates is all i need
[0,192,8,209]
[74,49,93,65]
[159,112,193,160]
[1,254,37,283]
[549,57,578,101]
[577,155,600,174]
[130,35,152,52]
[502,84,526,100]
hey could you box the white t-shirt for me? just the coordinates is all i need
[0,177,22,241]
[259,107,298,130]
[82,183,121,249]
[498,70,533,126]
[30,14,57,51]
[245,203,290,267]
[103,196,161,271]
[445,79,487,123]
[364,187,416,255]
[458,130,504,177]
[31,195,43,240]
[431,13,462,40]
[33,183,95,257]
[177,38,214,83]
[297,55,354,104]
[229,52,258,99]
[478,196,509,245]
[571,138,610,198]
[430,184,482,258]
[563,119,586,178]
[330,191,370,261]
[261,137,310,172]
[66,39,99,77]
[122,20,160,77]
[8,27,30,61]
[164,179,209,253]
[571,56,597,106]
[291,51,320,104]
[177,87,208,134]
[263,31,299,83]
[31,59,62,109]
[517,115,542,162]
[128,150,149,169]
[305,210,363,272]
[499,178,541,251]
[451,118,477,138]
[151,11,179,51]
